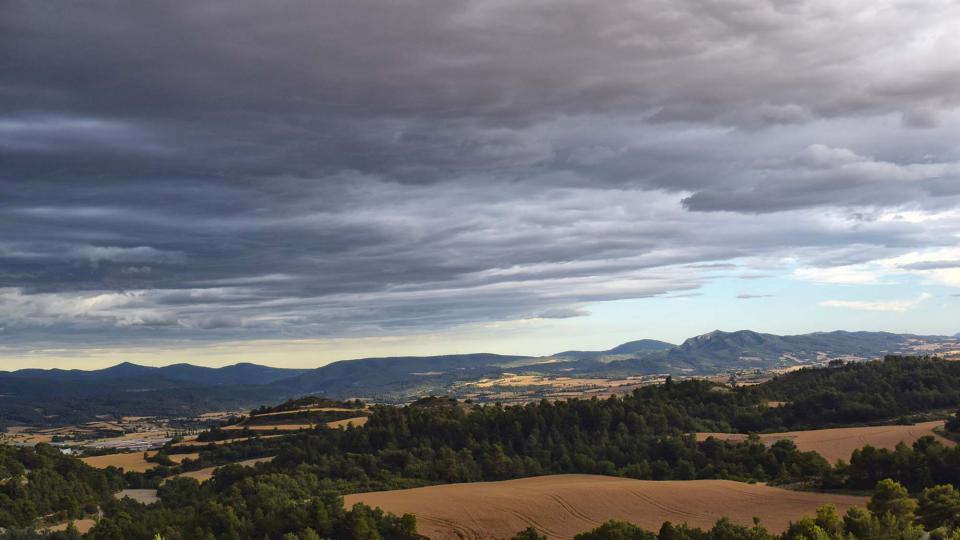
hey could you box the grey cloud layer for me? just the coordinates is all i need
[2,0,959,351]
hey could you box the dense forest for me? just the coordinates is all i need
[0,445,123,529]
[5,356,960,538]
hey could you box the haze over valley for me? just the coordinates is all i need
[3,0,960,538]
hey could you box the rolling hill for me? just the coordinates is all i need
[2,330,957,426]
[343,475,868,538]
[600,330,955,374]
[6,361,305,386]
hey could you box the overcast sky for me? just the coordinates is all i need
[2,0,959,369]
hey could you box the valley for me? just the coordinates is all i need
[7,354,960,539]
[3,330,960,430]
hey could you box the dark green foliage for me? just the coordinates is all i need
[944,411,960,434]
[916,485,960,530]
[574,520,658,539]
[512,527,548,540]
[254,392,832,489]
[756,356,960,430]
[250,397,365,416]
[842,436,960,491]
[245,409,364,427]
[0,445,123,529]
[79,477,418,540]
[10,356,960,539]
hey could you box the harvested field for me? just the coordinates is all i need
[81,451,199,472]
[326,416,369,429]
[173,434,286,447]
[116,489,159,504]
[41,519,96,534]
[81,452,154,473]
[175,456,275,483]
[696,420,953,463]
[168,452,200,463]
[345,474,866,539]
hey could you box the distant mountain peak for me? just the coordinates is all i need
[101,361,152,374]
[112,361,141,368]
[682,329,764,346]
[606,339,674,354]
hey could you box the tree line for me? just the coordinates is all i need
[6,355,960,538]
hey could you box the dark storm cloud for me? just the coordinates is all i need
[2,0,960,351]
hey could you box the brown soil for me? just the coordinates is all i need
[41,519,96,534]
[174,456,275,483]
[81,451,200,472]
[81,452,155,473]
[696,420,954,463]
[326,416,370,429]
[344,474,867,539]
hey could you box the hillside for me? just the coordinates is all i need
[5,361,306,386]
[603,330,955,374]
[10,357,960,538]
[273,353,527,397]
[3,331,958,426]
[550,339,674,362]
[697,420,954,463]
[344,475,867,538]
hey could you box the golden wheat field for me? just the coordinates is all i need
[344,474,867,539]
[326,416,370,429]
[80,452,155,472]
[80,451,199,472]
[696,420,954,463]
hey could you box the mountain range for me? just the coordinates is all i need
[2,330,958,427]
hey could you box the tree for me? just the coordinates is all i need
[512,527,547,540]
[916,484,960,530]
[945,411,960,434]
[868,479,917,521]
[573,520,656,540]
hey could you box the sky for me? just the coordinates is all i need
[2,0,959,370]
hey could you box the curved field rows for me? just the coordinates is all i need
[696,420,954,463]
[344,474,866,539]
